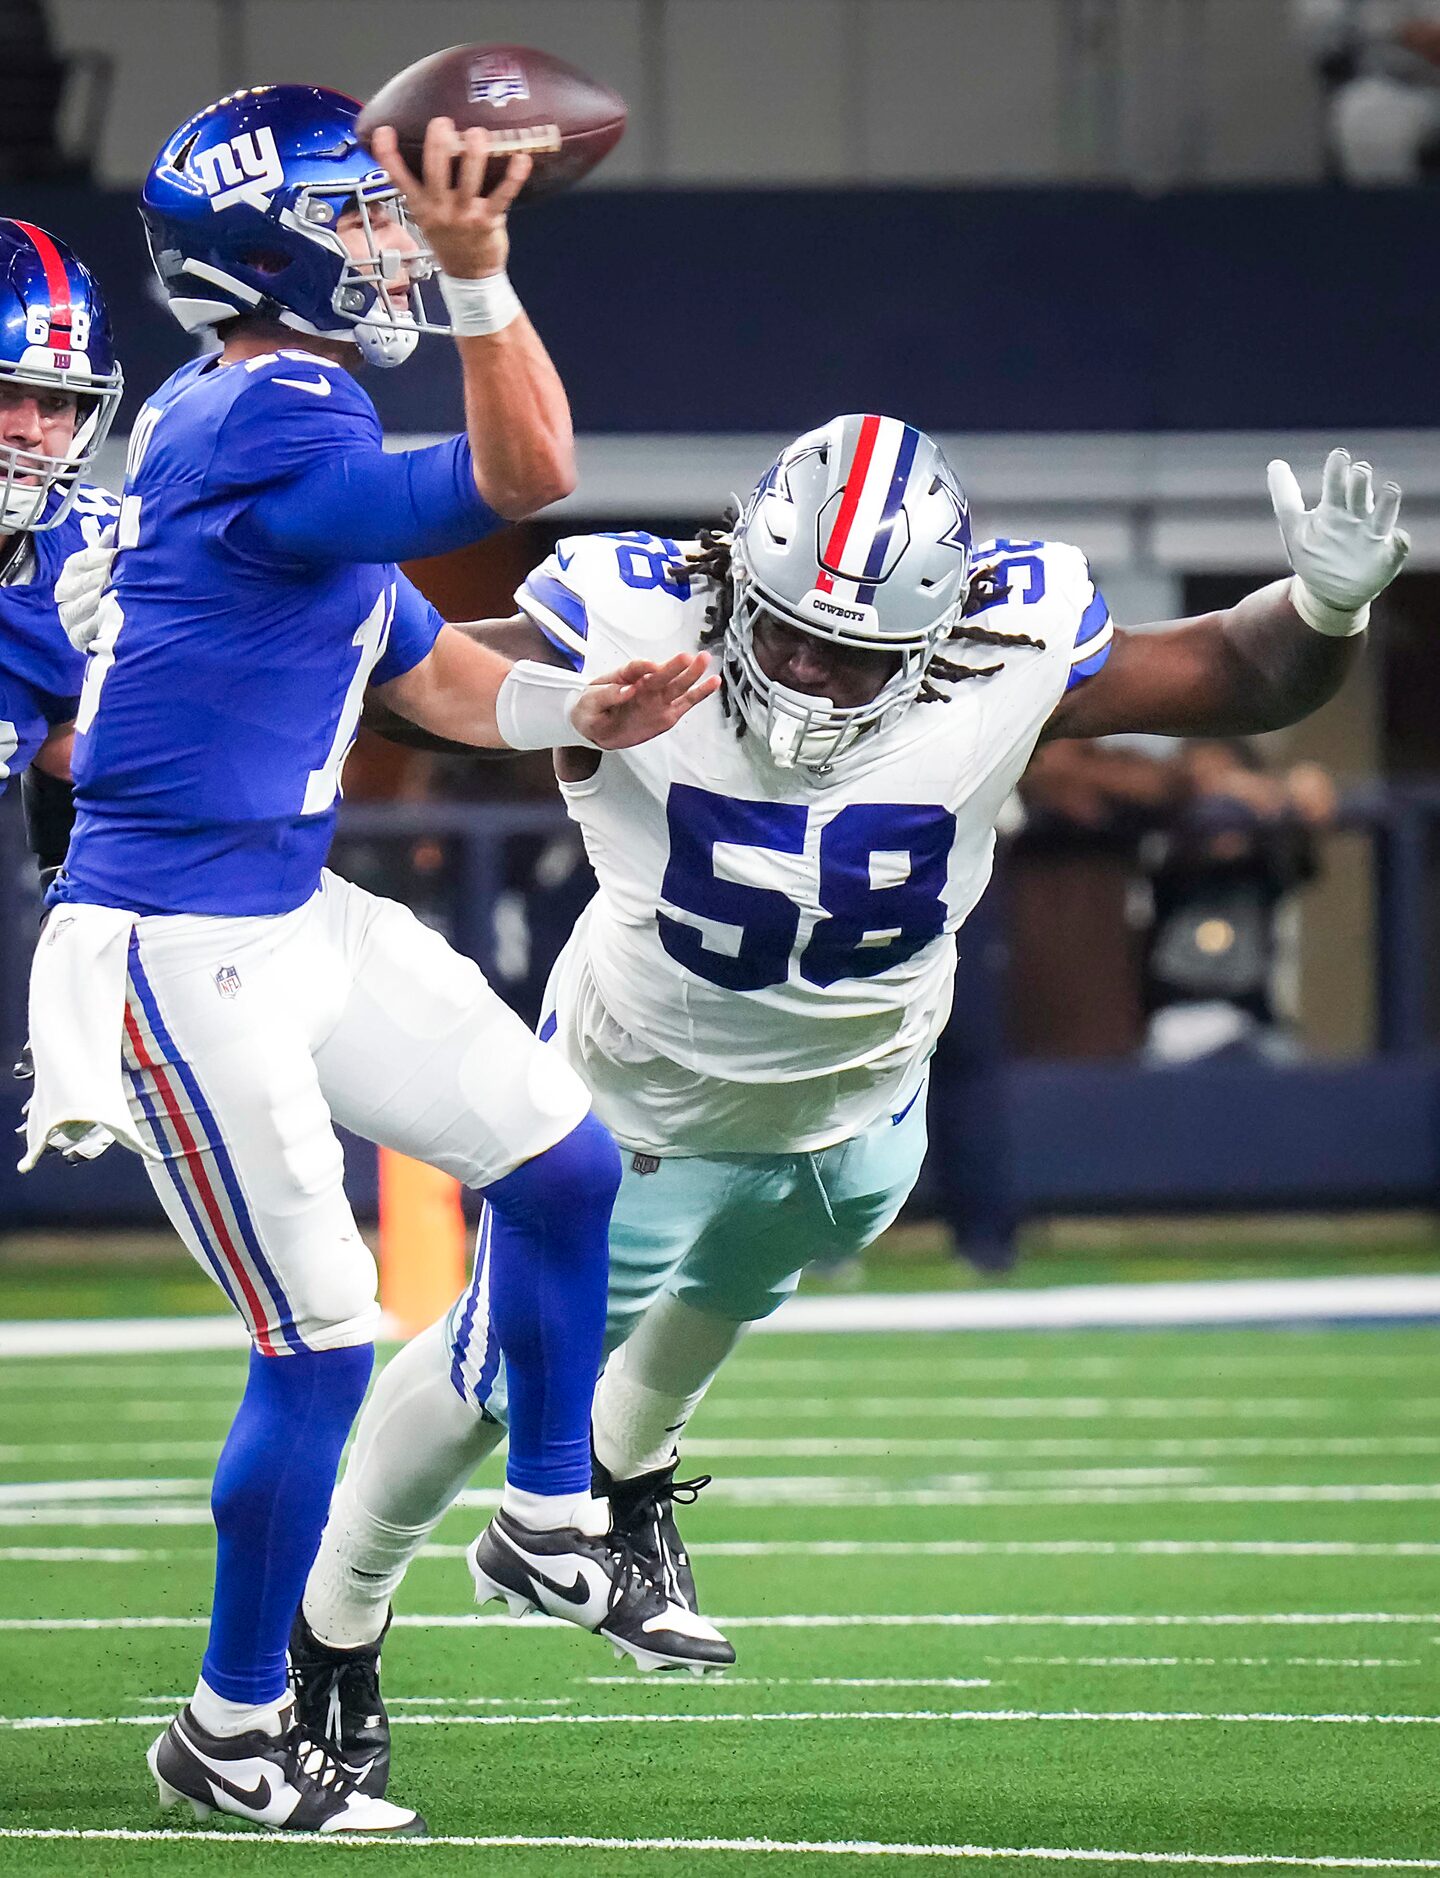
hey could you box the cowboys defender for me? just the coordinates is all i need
[284,414,1408,1786]
[0,220,121,922]
[28,85,718,1837]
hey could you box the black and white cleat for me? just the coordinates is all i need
[287,1605,391,1799]
[594,1457,714,1617]
[467,1509,735,1676]
[147,1701,425,1835]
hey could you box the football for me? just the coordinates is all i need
[356,44,626,202]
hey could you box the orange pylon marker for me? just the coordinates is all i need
[377,1147,468,1340]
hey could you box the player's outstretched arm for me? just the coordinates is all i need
[1046,450,1409,741]
[371,121,574,519]
[373,622,717,752]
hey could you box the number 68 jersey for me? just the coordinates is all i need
[524,531,1112,1157]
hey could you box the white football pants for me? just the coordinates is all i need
[121,870,590,1355]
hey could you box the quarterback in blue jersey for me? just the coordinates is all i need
[25,87,719,1837]
[0,219,122,898]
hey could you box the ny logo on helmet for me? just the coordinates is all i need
[468,53,530,107]
[193,127,285,213]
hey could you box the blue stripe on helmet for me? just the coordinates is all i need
[861,423,922,582]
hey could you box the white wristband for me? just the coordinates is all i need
[1290,576,1370,639]
[439,270,523,337]
[495,660,598,750]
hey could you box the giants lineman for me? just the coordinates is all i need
[0,219,121,917]
[27,87,718,1836]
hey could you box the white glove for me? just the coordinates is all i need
[55,525,118,652]
[1267,448,1409,637]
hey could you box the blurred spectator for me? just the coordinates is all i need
[1009,739,1178,1058]
[1294,0,1440,182]
[1139,741,1337,1064]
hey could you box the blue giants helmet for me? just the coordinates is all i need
[141,85,451,369]
[0,219,123,533]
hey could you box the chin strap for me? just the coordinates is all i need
[352,319,419,369]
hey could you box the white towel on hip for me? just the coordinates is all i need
[20,903,158,1171]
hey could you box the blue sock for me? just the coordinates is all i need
[485,1112,620,1497]
[201,1343,374,1706]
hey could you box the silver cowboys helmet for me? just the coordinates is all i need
[726,413,974,771]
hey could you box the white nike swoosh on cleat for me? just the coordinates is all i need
[273,376,332,397]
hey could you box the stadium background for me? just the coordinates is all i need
[3,3,1440,1872]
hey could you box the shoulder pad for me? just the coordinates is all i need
[968,538,1112,690]
[70,482,121,519]
[518,530,701,671]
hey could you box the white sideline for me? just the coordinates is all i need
[0,1827,1437,1870]
[4,1272,1440,1356]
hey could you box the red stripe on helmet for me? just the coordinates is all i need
[11,220,73,343]
[815,412,881,595]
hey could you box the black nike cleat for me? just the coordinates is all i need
[147,1701,425,1835]
[287,1605,391,1799]
[467,1509,735,1675]
[593,1457,714,1614]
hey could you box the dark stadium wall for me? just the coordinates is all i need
[9,185,1439,435]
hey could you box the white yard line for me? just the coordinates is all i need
[12,1538,1437,1568]
[0,1546,196,1563]
[4,1611,1439,1633]
[679,1440,1426,1460]
[7,1478,1440,1526]
[987,1657,1422,1670]
[0,1478,209,1504]
[0,1507,215,1527]
[0,1442,222,1463]
[699,1397,1347,1420]
[10,1434,1440,1466]
[723,1355,1440,1382]
[6,1708,1440,1730]
[5,1350,1435,1389]
[5,1275,1440,1357]
[580,1677,997,1689]
[0,1827,1437,1869]
[13,1437,1440,1470]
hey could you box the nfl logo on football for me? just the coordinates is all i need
[213,964,242,1000]
[468,54,529,107]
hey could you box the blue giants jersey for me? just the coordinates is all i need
[60,352,446,916]
[0,484,118,792]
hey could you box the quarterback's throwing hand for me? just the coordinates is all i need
[573,653,720,750]
[369,118,530,280]
[1268,447,1409,636]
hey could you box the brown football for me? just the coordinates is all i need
[356,44,626,202]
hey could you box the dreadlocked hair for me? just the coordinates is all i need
[918,563,1047,701]
[664,521,1048,723]
[668,510,739,652]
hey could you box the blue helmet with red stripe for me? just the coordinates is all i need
[0,219,123,533]
[141,85,448,369]
[727,413,974,771]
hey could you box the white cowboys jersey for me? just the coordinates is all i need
[522,530,1113,1156]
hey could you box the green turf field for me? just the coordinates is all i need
[2,1319,1439,1875]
